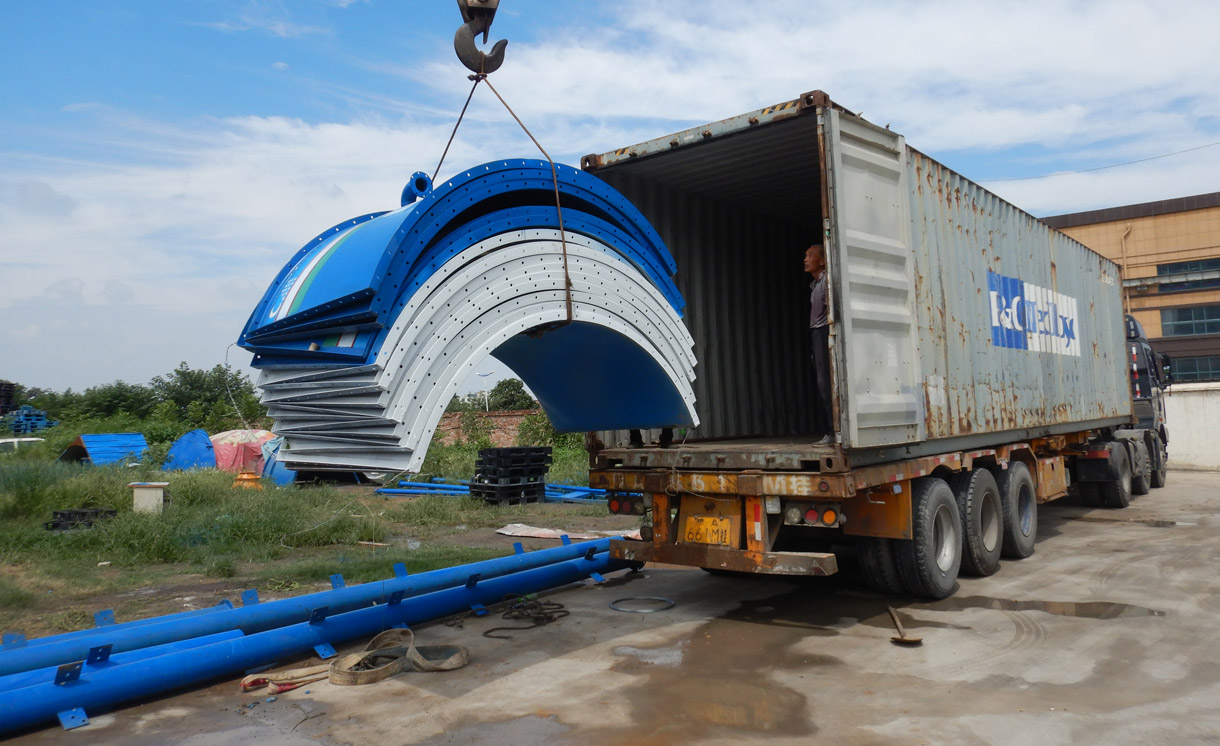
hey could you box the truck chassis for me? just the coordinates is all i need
[591,428,1167,599]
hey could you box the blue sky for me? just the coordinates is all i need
[3,0,1219,392]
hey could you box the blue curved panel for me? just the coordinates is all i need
[492,322,691,431]
[239,159,683,367]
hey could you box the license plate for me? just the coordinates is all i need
[683,515,731,546]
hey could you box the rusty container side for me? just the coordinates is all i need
[905,148,1129,451]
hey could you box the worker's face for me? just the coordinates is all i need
[804,245,825,275]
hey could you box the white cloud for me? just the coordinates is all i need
[4,0,1219,390]
[272,61,290,71]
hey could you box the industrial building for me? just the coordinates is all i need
[1044,192,1220,382]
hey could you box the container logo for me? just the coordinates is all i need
[987,271,1080,357]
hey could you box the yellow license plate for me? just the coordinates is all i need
[683,515,731,546]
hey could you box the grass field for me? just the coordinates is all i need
[0,443,623,638]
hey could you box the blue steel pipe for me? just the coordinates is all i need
[0,630,244,695]
[10,600,233,650]
[0,539,612,677]
[0,551,630,736]
[396,481,468,490]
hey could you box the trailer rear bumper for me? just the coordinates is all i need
[609,539,839,576]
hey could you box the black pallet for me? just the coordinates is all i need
[44,508,117,532]
[476,447,553,467]
[470,468,549,481]
[471,482,546,505]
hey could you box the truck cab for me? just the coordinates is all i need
[1126,315,1170,441]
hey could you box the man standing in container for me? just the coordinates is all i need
[805,244,834,445]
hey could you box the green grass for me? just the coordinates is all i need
[0,468,383,567]
[251,545,508,587]
[0,448,610,636]
[0,578,37,610]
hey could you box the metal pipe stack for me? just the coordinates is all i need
[236,160,698,473]
[0,538,631,736]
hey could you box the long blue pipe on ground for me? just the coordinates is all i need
[6,600,233,651]
[396,481,469,490]
[0,630,243,695]
[0,538,612,677]
[0,550,630,737]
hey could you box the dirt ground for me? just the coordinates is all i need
[6,471,1220,744]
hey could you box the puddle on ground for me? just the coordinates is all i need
[1062,516,1197,528]
[414,714,569,746]
[927,595,1167,619]
[608,586,852,739]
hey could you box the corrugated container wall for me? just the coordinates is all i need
[584,92,1130,458]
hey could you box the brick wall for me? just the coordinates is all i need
[434,409,541,447]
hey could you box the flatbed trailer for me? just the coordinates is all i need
[592,425,1162,598]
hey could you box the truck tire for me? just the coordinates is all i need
[858,537,905,595]
[1131,439,1152,496]
[895,477,961,600]
[1149,433,1168,489]
[991,461,1037,559]
[1100,445,1132,508]
[951,468,1002,577]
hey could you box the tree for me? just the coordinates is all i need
[150,362,264,423]
[76,380,157,419]
[486,378,537,411]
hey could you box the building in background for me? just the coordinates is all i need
[1044,192,1220,382]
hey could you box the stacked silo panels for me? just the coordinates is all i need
[237,159,698,472]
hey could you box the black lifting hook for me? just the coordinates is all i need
[454,0,507,74]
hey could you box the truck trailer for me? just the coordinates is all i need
[582,90,1170,599]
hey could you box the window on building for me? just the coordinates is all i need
[1170,356,1220,382]
[1161,306,1220,336]
[1157,258,1220,293]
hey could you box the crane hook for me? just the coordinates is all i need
[454,0,507,75]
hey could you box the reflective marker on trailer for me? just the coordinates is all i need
[753,502,762,541]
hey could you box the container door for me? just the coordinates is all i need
[823,110,925,448]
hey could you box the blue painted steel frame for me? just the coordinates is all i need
[0,539,613,677]
[0,550,630,736]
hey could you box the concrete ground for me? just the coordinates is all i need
[9,471,1220,745]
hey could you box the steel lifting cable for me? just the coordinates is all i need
[432,71,576,322]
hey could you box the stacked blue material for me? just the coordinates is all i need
[238,160,698,472]
[2,405,58,435]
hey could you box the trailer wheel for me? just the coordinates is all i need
[1100,446,1132,509]
[895,478,961,600]
[1150,433,1168,488]
[1131,439,1152,496]
[951,468,1002,577]
[858,537,905,595]
[992,461,1037,559]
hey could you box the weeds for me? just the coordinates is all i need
[0,578,36,610]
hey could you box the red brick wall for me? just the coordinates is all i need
[434,409,541,447]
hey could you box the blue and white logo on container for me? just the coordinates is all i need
[987,271,1080,357]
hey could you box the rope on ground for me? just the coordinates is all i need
[482,595,569,639]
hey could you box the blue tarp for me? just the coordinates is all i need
[163,429,217,471]
[59,433,148,466]
[260,437,297,486]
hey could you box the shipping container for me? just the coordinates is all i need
[583,90,1129,464]
[585,91,1168,598]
